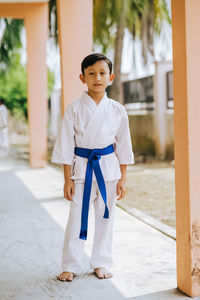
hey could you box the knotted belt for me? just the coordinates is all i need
[74,144,114,240]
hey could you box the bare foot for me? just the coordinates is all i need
[57,271,74,282]
[94,267,112,279]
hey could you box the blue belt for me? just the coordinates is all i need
[74,144,114,240]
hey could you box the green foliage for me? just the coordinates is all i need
[93,0,122,52]
[154,0,171,34]
[49,0,58,44]
[0,54,55,119]
[93,0,171,57]
[0,19,24,72]
[48,68,55,99]
[0,54,27,117]
[0,2,59,70]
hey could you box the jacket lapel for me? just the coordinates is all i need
[80,92,109,148]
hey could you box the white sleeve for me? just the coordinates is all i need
[51,103,75,165]
[115,107,134,165]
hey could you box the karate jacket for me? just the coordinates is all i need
[51,91,134,182]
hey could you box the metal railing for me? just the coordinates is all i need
[167,70,173,109]
[123,76,154,111]
[123,71,174,110]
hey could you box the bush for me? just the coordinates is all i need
[0,54,55,119]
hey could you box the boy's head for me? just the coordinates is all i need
[81,53,112,76]
[79,53,115,93]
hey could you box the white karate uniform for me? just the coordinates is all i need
[51,91,134,273]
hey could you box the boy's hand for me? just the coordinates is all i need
[116,179,126,200]
[63,179,75,201]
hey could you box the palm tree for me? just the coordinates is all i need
[0,18,23,73]
[93,0,171,101]
[49,0,58,43]
[0,0,171,102]
[0,0,57,73]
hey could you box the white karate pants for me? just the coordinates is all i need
[61,180,118,274]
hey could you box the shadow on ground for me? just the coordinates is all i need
[0,171,128,300]
[0,149,178,299]
[130,288,196,299]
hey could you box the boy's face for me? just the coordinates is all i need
[79,60,115,93]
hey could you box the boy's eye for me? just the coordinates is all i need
[101,72,106,75]
[89,72,94,75]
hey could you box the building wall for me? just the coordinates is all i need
[129,111,174,159]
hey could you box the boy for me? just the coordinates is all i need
[51,53,134,281]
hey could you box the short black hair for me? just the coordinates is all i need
[81,53,112,75]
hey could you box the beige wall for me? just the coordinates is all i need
[129,112,174,160]
[154,61,173,159]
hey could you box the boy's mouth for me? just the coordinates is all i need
[94,83,102,86]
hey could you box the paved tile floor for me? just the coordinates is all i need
[0,149,191,299]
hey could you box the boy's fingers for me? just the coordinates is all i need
[117,187,121,200]
[117,187,126,201]
[65,189,72,201]
[63,187,67,199]
[117,194,122,200]
[70,187,74,200]
[64,191,68,200]
[121,189,126,199]
[68,190,72,201]
[64,190,67,199]
[117,184,120,196]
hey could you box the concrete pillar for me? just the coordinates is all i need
[56,0,93,115]
[154,61,173,159]
[0,2,48,168]
[172,0,200,297]
[25,3,48,168]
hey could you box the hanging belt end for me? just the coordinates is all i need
[79,230,87,240]
[103,206,109,219]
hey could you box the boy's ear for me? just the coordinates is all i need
[109,73,115,84]
[79,74,86,84]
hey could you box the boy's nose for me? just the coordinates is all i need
[95,74,101,80]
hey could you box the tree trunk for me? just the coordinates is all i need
[109,5,126,104]
[141,0,154,65]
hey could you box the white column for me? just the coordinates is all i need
[153,61,173,159]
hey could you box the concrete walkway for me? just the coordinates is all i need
[0,149,192,299]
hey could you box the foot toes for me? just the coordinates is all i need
[94,270,103,279]
[94,268,112,279]
[57,272,74,282]
[67,275,73,281]
[104,273,112,279]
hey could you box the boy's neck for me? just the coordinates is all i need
[87,90,105,105]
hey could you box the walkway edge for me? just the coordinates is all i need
[117,203,176,241]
